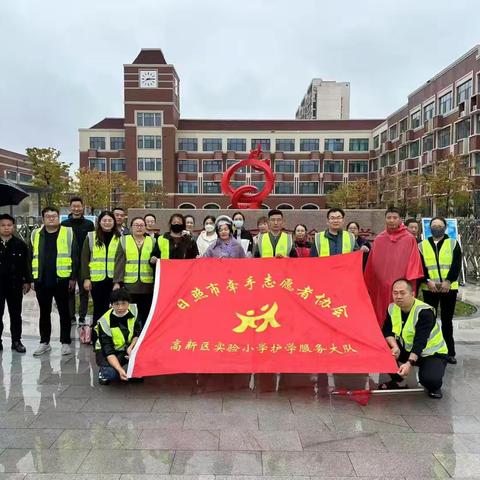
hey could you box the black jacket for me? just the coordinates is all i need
[0,235,33,285]
[233,228,254,254]
[419,235,462,284]
[151,232,199,260]
[61,215,94,258]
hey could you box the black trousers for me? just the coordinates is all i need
[69,282,89,321]
[0,282,23,343]
[422,289,457,357]
[35,281,71,344]
[90,278,113,344]
[130,293,153,329]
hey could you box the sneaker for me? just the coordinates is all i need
[61,343,72,355]
[428,389,443,399]
[11,341,26,353]
[98,371,111,385]
[33,343,51,356]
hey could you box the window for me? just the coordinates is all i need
[399,118,408,133]
[229,181,244,190]
[373,135,380,149]
[178,159,198,173]
[138,157,162,171]
[477,114,480,134]
[136,112,162,127]
[380,131,387,143]
[178,181,198,193]
[274,182,294,194]
[111,158,126,172]
[274,159,295,173]
[109,137,124,150]
[227,138,246,151]
[323,182,341,194]
[203,181,221,193]
[348,160,369,173]
[299,182,319,194]
[399,146,407,161]
[275,139,295,152]
[456,119,470,141]
[143,179,162,193]
[5,171,17,181]
[457,79,472,105]
[439,92,453,115]
[138,135,161,149]
[88,158,106,171]
[203,160,223,173]
[474,152,480,174]
[423,102,435,121]
[389,125,398,140]
[251,180,265,191]
[300,139,319,151]
[226,159,247,173]
[438,128,451,148]
[409,140,420,157]
[323,160,343,173]
[203,138,222,151]
[299,160,319,173]
[370,159,378,171]
[410,110,421,129]
[349,138,369,151]
[423,134,434,152]
[89,137,105,150]
[388,152,396,165]
[178,138,198,151]
[19,173,32,183]
[324,139,344,151]
[251,139,271,151]
[380,155,387,168]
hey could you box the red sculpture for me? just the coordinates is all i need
[221,145,275,209]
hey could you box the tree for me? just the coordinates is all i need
[75,168,111,213]
[111,173,144,210]
[326,179,377,209]
[143,182,168,208]
[26,147,71,207]
[424,154,472,216]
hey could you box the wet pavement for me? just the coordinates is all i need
[0,289,479,478]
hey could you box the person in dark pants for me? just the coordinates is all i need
[31,206,78,356]
[0,214,32,352]
[382,278,448,399]
[61,196,94,326]
[81,211,120,345]
[418,216,462,364]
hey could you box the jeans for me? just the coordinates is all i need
[99,366,121,382]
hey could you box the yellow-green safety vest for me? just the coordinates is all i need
[88,232,120,282]
[388,298,448,357]
[31,226,73,280]
[121,235,154,284]
[314,230,355,257]
[94,306,137,352]
[418,238,459,290]
[157,235,170,259]
[257,232,292,258]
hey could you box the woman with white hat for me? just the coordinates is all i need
[203,216,246,258]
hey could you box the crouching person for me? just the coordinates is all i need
[95,288,142,385]
[382,278,448,399]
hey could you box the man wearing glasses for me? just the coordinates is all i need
[31,207,78,356]
[310,208,359,257]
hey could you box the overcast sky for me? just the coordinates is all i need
[0,0,479,170]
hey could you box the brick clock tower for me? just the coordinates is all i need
[123,49,180,207]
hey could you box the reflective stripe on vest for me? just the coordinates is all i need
[314,231,355,257]
[157,235,170,259]
[94,307,136,351]
[120,235,154,284]
[88,232,120,282]
[418,238,458,290]
[387,298,448,357]
[31,226,73,279]
[258,232,292,258]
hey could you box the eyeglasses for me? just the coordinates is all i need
[132,224,145,228]
[44,214,59,219]
[328,216,343,221]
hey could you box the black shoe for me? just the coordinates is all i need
[0,340,3,351]
[98,372,111,385]
[447,356,457,365]
[428,389,443,399]
[11,341,26,353]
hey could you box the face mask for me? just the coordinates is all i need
[205,224,215,233]
[171,224,184,234]
[431,226,446,238]
[233,220,244,229]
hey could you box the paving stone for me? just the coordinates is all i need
[50,429,141,449]
[222,398,293,414]
[219,430,302,451]
[300,430,387,451]
[403,415,480,433]
[258,413,332,431]
[0,429,62,449]
[183,413,258,431]
[81,398,155,412]
[28,412,110,430]
[379,432,471,453]
[136,430,219,450]
[106,412,185,430]
[8,397,89,415]
[151,394,223,413]
[330,413,413,432]
[435,453,480,478]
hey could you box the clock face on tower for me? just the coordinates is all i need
[140,70,157,88]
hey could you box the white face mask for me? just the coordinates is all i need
[233,219,244,229]
[205,224,215,233]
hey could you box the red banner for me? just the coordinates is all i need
[128,252,397,377]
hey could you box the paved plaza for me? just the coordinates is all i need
[0,287,479,479]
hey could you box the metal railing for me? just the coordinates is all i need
[458,218,480,282]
